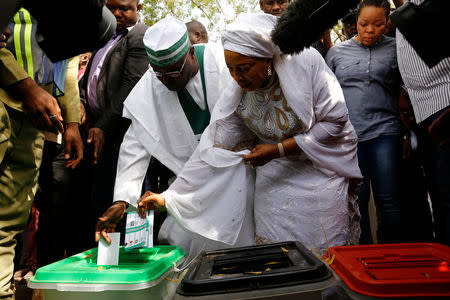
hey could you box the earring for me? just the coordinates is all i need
[267,65,272,77]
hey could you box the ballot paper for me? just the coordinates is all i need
[97,232,120,265]
[124,210,154,250]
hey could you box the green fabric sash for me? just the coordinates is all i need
[176,45,210,135]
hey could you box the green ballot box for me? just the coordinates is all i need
[28,246,185,300]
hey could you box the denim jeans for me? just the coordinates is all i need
[357,134,407,244]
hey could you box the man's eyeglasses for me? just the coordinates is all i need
[152,52,189,79]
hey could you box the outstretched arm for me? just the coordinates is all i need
[94,123,151,243]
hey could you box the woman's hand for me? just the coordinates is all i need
[243,143,279,168]
[244,138,302,168]
[137,191,166,218]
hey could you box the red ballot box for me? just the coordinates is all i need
[326,243,450,298]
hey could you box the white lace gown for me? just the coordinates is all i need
[233,79,349,249]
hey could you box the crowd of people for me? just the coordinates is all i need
[0,0,449,298]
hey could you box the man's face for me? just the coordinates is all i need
[188,31,199,45]
[259,0,289,16]
[106,0,141,32]
[188,30,207,45]
[343,23,357,39]
[79,52,92,68]
[151,48,196,91]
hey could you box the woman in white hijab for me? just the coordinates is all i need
[138,13,362,252]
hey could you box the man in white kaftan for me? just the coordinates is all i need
[94,16,254,260]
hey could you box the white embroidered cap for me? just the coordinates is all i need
[144,16,190,67]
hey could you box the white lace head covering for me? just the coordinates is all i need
[221,13,280,58]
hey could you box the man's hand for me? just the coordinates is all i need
[0,29,11,48]
[64,123,83,169]
[402,133,412,160]
[95,201,127,244]
[243,143,279,168]
[10,78,64,133]
[137,191,166,218]
[87,127,104,164]
[398,89,415,130]
[80,101,86,125]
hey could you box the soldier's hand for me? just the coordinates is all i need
[12,78,64,133]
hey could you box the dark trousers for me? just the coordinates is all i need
[417,107,450,246]
[81,127,128,247]
[399,143,434,242]
[34,140,91,267]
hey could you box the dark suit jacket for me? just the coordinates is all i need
[80,22,149,136]
[77,22,149,220]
